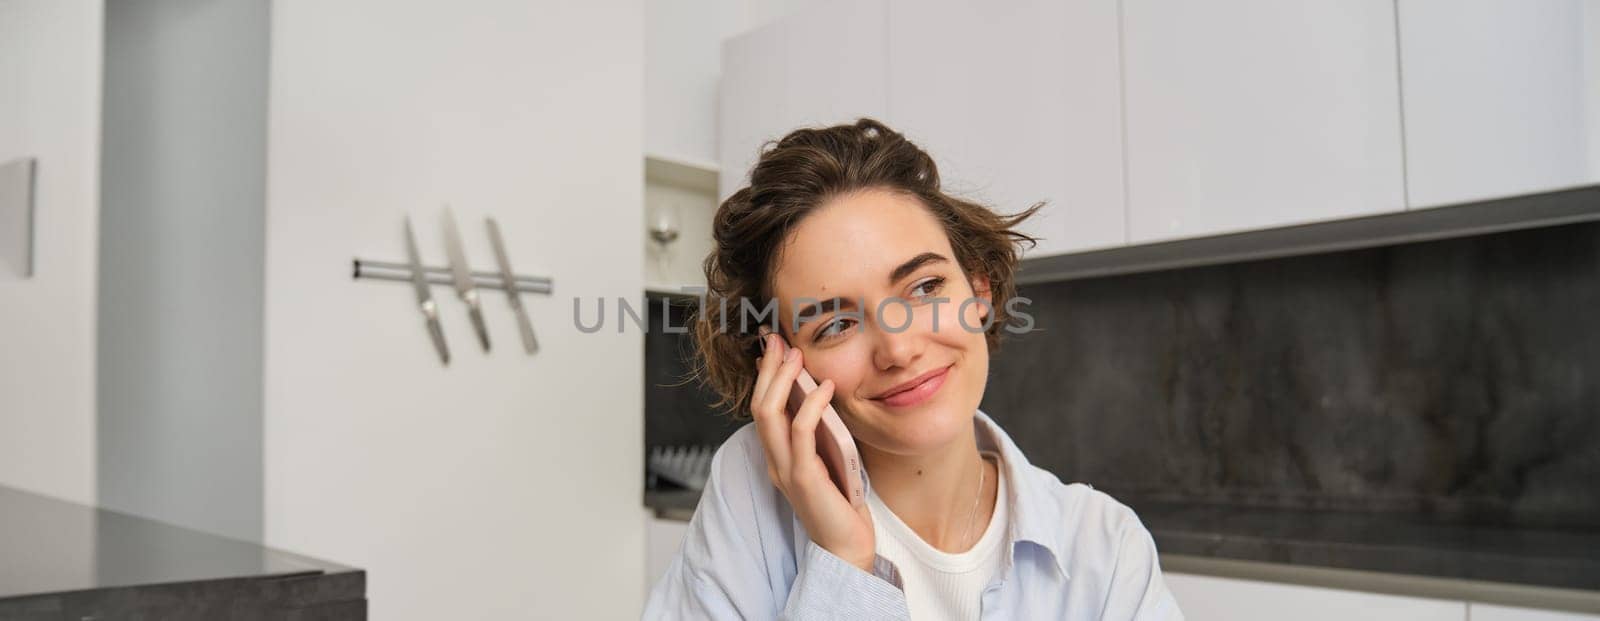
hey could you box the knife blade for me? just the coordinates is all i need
[404,216,450,365]
[442,206,491,352]
[486,217,539,354]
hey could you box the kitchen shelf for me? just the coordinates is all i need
[1018,184,1600,285]
[646,153,719,194]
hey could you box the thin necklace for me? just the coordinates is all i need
[960,454,987,550]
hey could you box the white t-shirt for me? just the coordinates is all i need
[865,451,1008,621]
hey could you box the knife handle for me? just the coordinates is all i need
[468,308,491,352]
[425,318,451,365]
[514,307,539,354]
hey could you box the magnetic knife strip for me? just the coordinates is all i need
[352,213,551,363]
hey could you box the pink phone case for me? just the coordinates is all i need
[779,344,866,508]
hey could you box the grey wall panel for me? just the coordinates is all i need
[98,0,269,542]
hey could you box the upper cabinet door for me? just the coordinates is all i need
[1122,0,1407,243]
[886,0,1126,257]
[1397,0,1598,209]
[718,0,889,201]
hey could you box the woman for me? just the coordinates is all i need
[644,119,1182,620]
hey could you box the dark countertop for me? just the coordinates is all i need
[0,485,364,619]
[645,488,1600,612]
[1128,498,1600,592]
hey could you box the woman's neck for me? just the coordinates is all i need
[859,427,998,553]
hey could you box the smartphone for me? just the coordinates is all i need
[766,333,865,508]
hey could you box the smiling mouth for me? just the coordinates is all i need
[871,364,953,407]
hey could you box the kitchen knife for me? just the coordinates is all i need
[404,216,450,365]
[442,207,492,352]
[486,217,539,354]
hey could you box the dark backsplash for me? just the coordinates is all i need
[644,296,743,455]
[646,222,1600,528]
[982,221,1600,529]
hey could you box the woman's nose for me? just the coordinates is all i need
[870,300,927,370]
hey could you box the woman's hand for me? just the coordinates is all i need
[750,329,877,573]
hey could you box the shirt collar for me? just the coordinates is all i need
[972,409,1071,579]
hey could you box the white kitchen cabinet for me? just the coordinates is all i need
[885,0,1125,256]
[645,0,739,166]
[647,0,826,166]
[1397,0,1600,209]
[1121,0,1407,243]
[1471,603,1600,621]
[718,0,889,200]
[719,0,1125,258]
[1166,572,1466,621]
[0,0,102,507]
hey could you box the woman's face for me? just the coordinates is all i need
[770,188,992,457]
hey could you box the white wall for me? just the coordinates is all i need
[98,0,268,543]
[1587,2,1600,181]
[0,0,102,507]
[643,516,689,599]
[264,1,644,619]
[644,0,820,164]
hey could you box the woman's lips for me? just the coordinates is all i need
[874,364,952,408]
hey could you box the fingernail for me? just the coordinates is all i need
[784,346,798,362]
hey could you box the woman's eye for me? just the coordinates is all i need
[910,276,946,300]
[815,317,856,342]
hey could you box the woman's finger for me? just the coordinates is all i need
[750,329,778,406]
[751,335,799,478]
[751,400,790,488]
[756,339,807,476]
[788,378,834,489]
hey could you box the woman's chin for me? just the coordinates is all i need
[851,404,974,456]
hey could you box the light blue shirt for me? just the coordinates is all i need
[643,410,1185,620]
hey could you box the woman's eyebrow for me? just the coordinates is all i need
[790,252,949,331]
[888,252,948,285]
[792,297,857,331]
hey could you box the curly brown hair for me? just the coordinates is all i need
[692,118,1040,418]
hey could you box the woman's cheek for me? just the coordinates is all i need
[805,345,867,403]
[936,297,975,336]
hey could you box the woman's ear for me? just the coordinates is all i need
[970,274,993,320]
